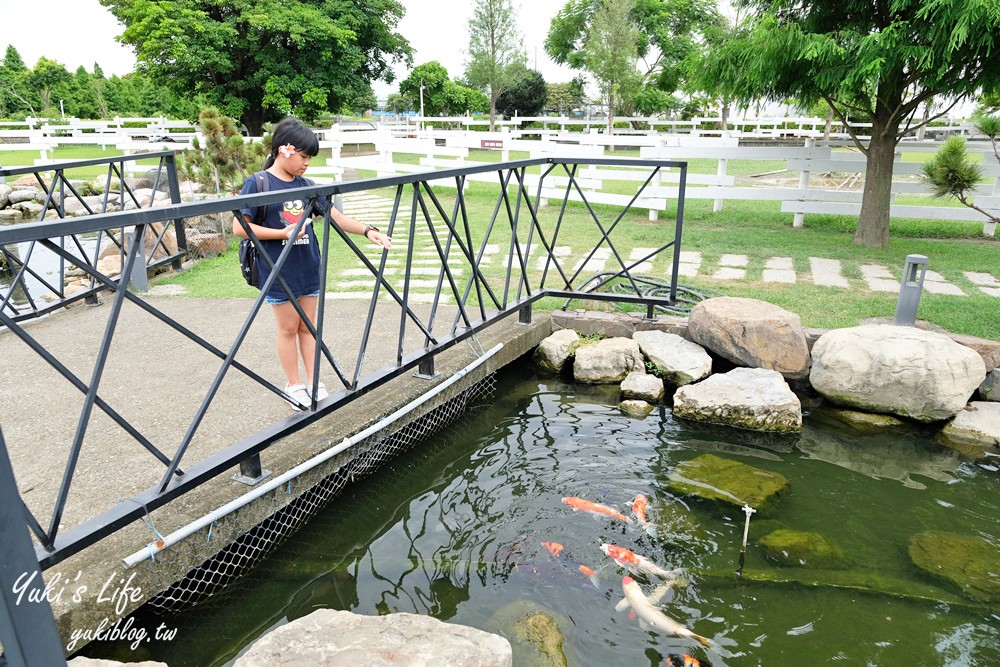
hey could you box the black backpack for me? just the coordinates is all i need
[237,170,314,288]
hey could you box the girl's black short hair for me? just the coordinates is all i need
[265,117,320,167]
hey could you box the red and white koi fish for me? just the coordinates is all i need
[562,497,632,523]
[631,494,650,525]
[541,541,565,557]
[578,564,600,587]
[600,543,681,580]
[619,576,712,648]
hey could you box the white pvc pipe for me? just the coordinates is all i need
[123,342,504,568]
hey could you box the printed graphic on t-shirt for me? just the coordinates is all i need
[281,199,311,246]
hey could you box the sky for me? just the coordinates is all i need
[0,0,579,100]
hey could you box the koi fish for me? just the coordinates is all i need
[666,655,702,667]
[600,543,682,580]
[562,497,632,523]
[578,564,600,587]
[619,576,712,648]
[541,541,565,557]
[632,494,650,524]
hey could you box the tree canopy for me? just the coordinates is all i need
[704,0,1000,247]
[496,70,547,118]
[99,0,413,134]
[399,62,488,118]
[464,0,526,130]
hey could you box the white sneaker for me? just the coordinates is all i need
[311,382,328,401]
[284,383,310,410]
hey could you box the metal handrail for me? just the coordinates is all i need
[0,155,688,570]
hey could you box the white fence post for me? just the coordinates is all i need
[792,138,815,228]
[649,169,661,221]
[713,158,728,213]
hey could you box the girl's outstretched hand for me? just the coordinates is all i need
[369,230,393,250]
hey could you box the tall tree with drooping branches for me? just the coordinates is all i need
[99,0,413,134]
[705,0,1000,248]
[464,0,527,130]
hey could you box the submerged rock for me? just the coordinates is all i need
[672,367,802,433]
[667,453,790,510]
[513,612,569,667]
[908,531,1000,603]
[809,406,912,432]
[935,402,1000,459]
[534,329,581,374]
[758,529,851,569]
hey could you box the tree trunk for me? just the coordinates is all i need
[720,103,730,132]
[242,108,266,137]
[854,118,897,248]
[489,95,497,132]
[824,105,833,140]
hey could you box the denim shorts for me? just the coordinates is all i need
[265,289,320,305]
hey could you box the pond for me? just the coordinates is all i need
[79,360,1000,666]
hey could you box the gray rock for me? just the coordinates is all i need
[11,201,44,219]
[7,188,40,205]
[184,230,228,258]
[620,399,654,417]
[688,296,811,379]
[936,402,1000,459]
[233,609,511,667]
[673,367,802,433]
[621,371,664,402]
[810,325,986,422]
[573,337,645,384]
[0,208,23,225]
[633,329,712,386]
[981,369,999,402]
[534,329,581,373]
[0,183,11,207]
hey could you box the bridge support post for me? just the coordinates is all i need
[0,429,68,666]
[518,303,532,325]
[415,356,437,379]
[231,453,271,486]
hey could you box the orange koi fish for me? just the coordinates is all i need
[562,496,632,523]
[600,543,681,580]
[541,541,565,557]
[578,564,600,587]
[632,494,650,524]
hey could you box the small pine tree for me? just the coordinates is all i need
[179,107,269,195]
[922,136,998,232]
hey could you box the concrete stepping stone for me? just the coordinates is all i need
[763,256,796,284]
[809,257,849,288]
[713,253,747,280]
[965,271,1000,297]
[859,264,899,292]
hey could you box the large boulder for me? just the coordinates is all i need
[632,330,712,386]
[688,297,811,379]
[573,337,644,384]
[908,531,1000,602]
[534,329,581,374]
[673,367,802,433]
[0,183,11,207]
[810,325,986,422]
[667,453,790,510]
[233,609,512,667]
[981,369,999,402]
[935,402,1000,459]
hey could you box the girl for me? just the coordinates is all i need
[233,117,392,409]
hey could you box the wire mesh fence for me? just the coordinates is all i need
[145,372,497,612]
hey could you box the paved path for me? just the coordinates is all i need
[252,193,1000,301]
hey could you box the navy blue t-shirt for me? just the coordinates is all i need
[239,172,326,301]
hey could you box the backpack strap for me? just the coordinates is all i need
[252,170,270,225]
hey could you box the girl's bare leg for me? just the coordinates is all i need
[272,300,304,386]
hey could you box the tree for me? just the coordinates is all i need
[922,136,998,235]
[546,0,719,104]
[0,45,36,117]
[546,80,586,114]
[27,58,72,115]
[583,0,642,137]
[179,107,269,194]
[400,62,487,117]
[99,0,413,135]
[705,1,1000,248]
[464,0,527,131]
[496,70,547,118]
[385,92,409,114]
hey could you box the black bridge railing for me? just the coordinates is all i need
[0,155,687,573]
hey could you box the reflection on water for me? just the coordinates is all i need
[81,364,1000,666]
[1,237,100,305]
